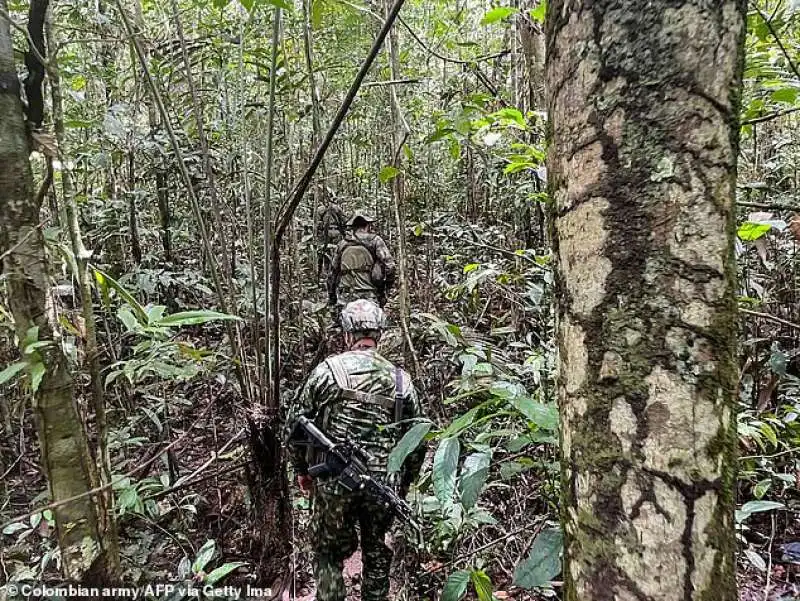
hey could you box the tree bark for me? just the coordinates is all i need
[0,0,114,582]
[546,0,745,599]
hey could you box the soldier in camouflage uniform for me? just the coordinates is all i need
[327,212,396,312]
[315,203,348,280]
[286,299,425,601]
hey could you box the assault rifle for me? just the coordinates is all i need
[290,416,421,531]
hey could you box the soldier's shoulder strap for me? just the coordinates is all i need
[324,355,395,410]
[394,366,413,424]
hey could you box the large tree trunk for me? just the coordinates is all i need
[0,0,114,582]
[546,0,746,599]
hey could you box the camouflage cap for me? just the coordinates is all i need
[340,299,387,333]
[347,211,376,226]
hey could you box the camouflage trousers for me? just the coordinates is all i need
[311,484,394,601]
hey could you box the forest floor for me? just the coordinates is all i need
[3,350,800,600]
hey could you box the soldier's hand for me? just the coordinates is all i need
[297,474,313,496]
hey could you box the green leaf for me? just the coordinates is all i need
[154,310,241,328]
[513,527,563,589]
[459,452,491,509]
[737,222,771,241]
[0,361,27,386]
[311,0,324,26]
[735,500,785,523]
[30,362,45,393]
[146,305,167,325]
[93,267,147,323]
[449,139,461,160]
[193,539,216,574]
[426,128,454,143]
[433,437,460,506]
[379,165,400,184]
[442,570,470,601]
[492,107,526,127]
[470,570,493,601]
[500,459,532,480]
[3,522,28,536]
[388,422,432,474]
[265,0,293,8]
[513,398,558,430]
[480,6,518,25]
[529,1,546,23]
[118,307,141,333]
[770,87,798,104]
[769,348,787,376]
[205,561,247,585]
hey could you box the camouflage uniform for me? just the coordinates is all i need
[315,204,347,277]
[327,231,396,309]
[287,349,424,601]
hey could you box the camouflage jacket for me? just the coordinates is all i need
[314,204,347,246]
[286,349,425,489]
[327,232,396,307]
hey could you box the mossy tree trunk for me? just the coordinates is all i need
[0,0,115,582]
[546,0,746,599]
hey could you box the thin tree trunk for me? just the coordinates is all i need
[0,0,114,581]
[547,0,745,599]
[45,8,120,575]
[385,0,420,378]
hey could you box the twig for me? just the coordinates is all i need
[0,452,23,480]
[144,449,249,502]
[171,427,246,489]
[0,217,50,263]
[740,308,800,331]
[397,15,509,66]
[363,78,422,87]
[737,200,800,211]
[0,395,215,532]
[764,513,775,601]
[740,446,800,461]
[742,107,800,125]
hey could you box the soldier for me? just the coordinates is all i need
[327,212,396,313]
[286,299,425,601]
[315,203,348,280]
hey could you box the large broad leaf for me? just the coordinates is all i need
[735,500,785,523]
[458,451,491,509]
[192,539,216,574]
[470,570,493,601]
[513,397,558,431]
[433,437,460,506]
[513,527,563,589]
[442,570,470,601]
[387,422,432,474]
[154,310,242,328]
[93,267,147,323]
[480,6,518,25]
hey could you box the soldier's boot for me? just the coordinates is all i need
[313,553,347,601]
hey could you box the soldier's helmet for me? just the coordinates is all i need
[340,299,387,333]
[347,211,376,227]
